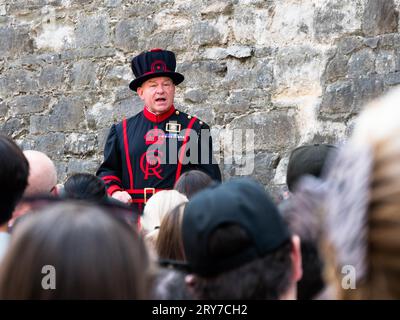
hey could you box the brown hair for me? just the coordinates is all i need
[174,170,213,199]
[0,201,151,299]
[0,135,29,225]
[155,202,186,261]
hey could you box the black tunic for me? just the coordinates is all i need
[96,105,221,204]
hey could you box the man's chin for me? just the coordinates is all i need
[150,104,171,114]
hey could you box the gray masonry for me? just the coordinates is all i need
[1,0,400,199]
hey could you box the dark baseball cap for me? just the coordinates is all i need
[286,144,337,192]
[173,178,290,277]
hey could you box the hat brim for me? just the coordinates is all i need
[129,72,184,92]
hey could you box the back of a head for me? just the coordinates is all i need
[0,135,29,225]
[155,202,187,261]
[0,201,150,299]
[174,170,213,199]
[182,178,294,299]
[23,150,57,197]
[279,198,324,300]
[286,144,337,192]
[63,173,107,201]
[142,190,188,234]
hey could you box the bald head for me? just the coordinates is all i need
[23,150,57,196]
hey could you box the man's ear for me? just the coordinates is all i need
[291,235,303,283]
[185,274,197,296]
[137,87,144,100]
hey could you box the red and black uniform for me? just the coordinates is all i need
[96,105,221,210]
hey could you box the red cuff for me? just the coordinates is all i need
[101,175,122,184]
[107,185,123,196]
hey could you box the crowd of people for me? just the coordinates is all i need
[2,45,400,300]
[1,86,400,300]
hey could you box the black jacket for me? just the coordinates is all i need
[96,106,221,203]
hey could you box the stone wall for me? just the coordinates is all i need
[1,0,399,196]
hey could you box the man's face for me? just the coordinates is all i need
[137,77,175,115]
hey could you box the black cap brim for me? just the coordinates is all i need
[129,72,184,92]
[158,259,192,273]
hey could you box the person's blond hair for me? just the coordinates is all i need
[142,190,188,251]
[324,87,400,299]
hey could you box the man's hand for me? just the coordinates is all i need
[111,190,132,204]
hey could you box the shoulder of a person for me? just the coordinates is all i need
[113,113,141,130]
[175,109,210,130]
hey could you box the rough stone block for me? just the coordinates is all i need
[34,133,65,159]
[49,97,85,131]
[378,33,400,49]
[364,36,379,49]
[362,0,398,36]
[384,71,400,86]
[324,54,349,83]
[54,161,67,183]
[232,7,257,44]
[76,14,110,48]
[337,36,364,55]
[348,48,375,78]
[227,45,253,59]
[103,66,132,88]
[190,22,225,46]
[67,159,101,176]
[274,45,323,96]
[227,111,298,151]
[314,0,361,42]
[178,61,227,88]
[223,58,273,90]
[105,0,122,7]
[0,26,33,57]
[184,89,207,103]
[65,133,97,155]
[320,81,354,115]
[9,95,50,115]
[87,95,143,129]
[375,50,397,74]
[0,118,27,138]
[200,1,233,16]
[71,60,97,89]
[0,69,38,96]
[353,76,385,111]
[0,101,8,117]
[201,47,228,60]
[114,18,156,51]
[38,65,64,90]
[30,115,50,134]
[97,127,112,152]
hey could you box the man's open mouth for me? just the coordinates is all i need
[155,98,166,102]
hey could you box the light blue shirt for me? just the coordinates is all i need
[0,232,10,262]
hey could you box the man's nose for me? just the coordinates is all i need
[156,85,165,93]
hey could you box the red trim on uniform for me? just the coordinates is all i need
[123,119,134,190]
[107,185,123,196]
[175,117,197,182]
[143,105,175,123]
[131,199,146,204]
[101,175,122,183]
[149,48,163,52]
